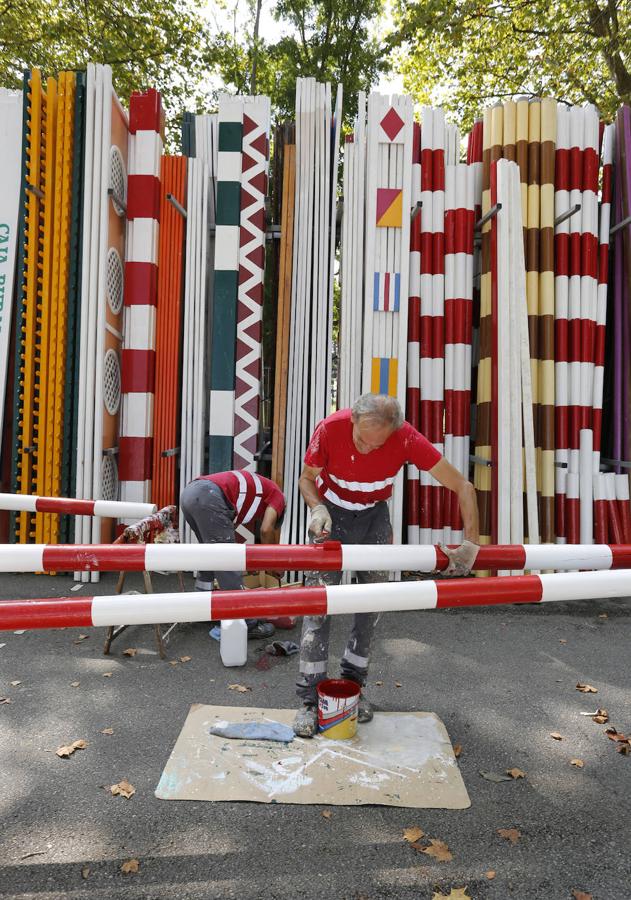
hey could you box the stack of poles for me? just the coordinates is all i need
[361,92,412,541]
[281,78,341,544]
[11,69,48,544]
[338,93,366,411]
[179,155,211,541]
[604,106,631,539]
[474,99,557,548]
[118,89,163,522]
[151,155,187,509]
[270,124,296,490]
[418,107,445,544]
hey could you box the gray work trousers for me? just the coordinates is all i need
[296,500,392,705]
[179,480,242,591]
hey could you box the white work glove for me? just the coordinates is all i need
[442,540,479,577]
[308,503,332,540]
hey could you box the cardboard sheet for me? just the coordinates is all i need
[155,705,470,808]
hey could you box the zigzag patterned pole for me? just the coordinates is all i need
[2,568,631,631]
[2,542,631,574]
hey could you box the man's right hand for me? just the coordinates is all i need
[308,503,332,540]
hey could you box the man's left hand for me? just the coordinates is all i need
[443,540,479,577]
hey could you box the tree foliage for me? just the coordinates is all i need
[391,0,630,130]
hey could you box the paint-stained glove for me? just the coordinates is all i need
[308,503,332,540]
[443,540,479,577]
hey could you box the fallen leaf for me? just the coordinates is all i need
[228,684,251,693]
[486,870,496,879]
[70,681,80,688]
[123,648,137,657]
[576,683,598,693]
[598,613,608,618]
[421,838,452,862]
[506,768,526,779]
[559,639,567,644]
[0,697,11,704]
[571,891,592,900]
[431,887,469,899]
[394,681,402,687]
[101,728,114,735]
[110,780,135,799]
[402,826,424,843]
[615,743,630,755]
[120,859,139,874]
[73,635,89,644]
[10,680,21,686]
[453,744,462,758]
[605,727,628,742]
[550,732,563,741]
[81,866,90,879]
[497,828,521,844]
[374,680,383,686]
[56,739,88,758]
[321,810,332,819]
[570,759,584,768]
[592,709,609,724]
[179,656,192,663]
[102,672,113,678]
[169,660,179,667]
[480,771,513,783]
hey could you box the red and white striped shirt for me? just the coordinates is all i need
[304,409,441,510]
[198,472,285,527]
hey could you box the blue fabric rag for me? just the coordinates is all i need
[209,626,221,642]
[210,721,295,742]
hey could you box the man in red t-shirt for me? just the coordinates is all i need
[293,393,480,737]
[180,471,286,639]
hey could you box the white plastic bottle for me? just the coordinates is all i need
[220,619,248,666]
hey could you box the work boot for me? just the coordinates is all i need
[358,693,374,723]
[293,704,318,738]
[246,621,275,640]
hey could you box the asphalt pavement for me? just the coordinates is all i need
[1,570,630,899]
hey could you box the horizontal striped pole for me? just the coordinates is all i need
[2,542,631,574]
[0,493,156,518]
[2,569,631,631]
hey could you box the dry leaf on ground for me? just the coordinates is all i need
[321,810,332,819]
[497,828,521,844]
[486,870,496,879]
[101,728,114,735]
[394,681,402,687]
[10,680,21,686]
[576,683,598,693]
[598,613,608,618]
[102,672,113,678]
[421,838,453,862]
[605,727,628,742]
[616,743,631,755]
[559,639,567,644]
[592,709,609,724]
[123,648,137,657]
[120,859,139,874]
[570,759,584,768]
[56,739,87,758]
[571,891,592,900]
[70,681,80,688]
[431,889,470,899]
[550,732,563,741]
[453,744,462,758]
[480,771,512,783]
[169,660,179,667]
[228,684,251,693]
[73,635,89,644]
[81,866,90,879]
[402,826,424,843]
[110,780,135,799]
[506,768,526,779]
[180,656,192,663]
[374,680,383,686]
[0,697,11,704]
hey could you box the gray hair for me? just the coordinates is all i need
[351,393,404,430]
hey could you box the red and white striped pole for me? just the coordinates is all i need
[3,542,631,574]
[0,493,156,518]
[2,568,631,631]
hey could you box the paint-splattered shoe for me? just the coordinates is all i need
[358,694,374,723]
[293,704,318,738]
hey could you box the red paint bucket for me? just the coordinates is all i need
[316,678,360,739]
